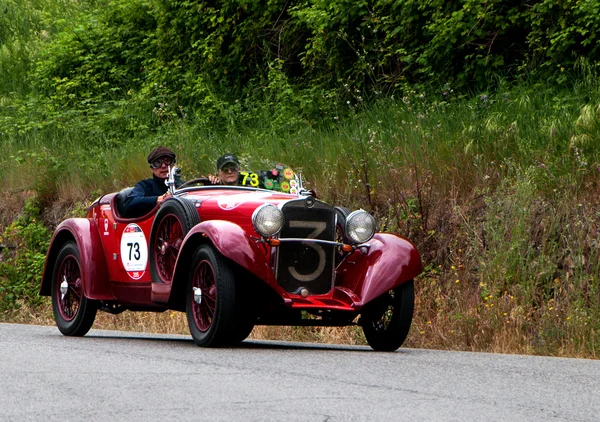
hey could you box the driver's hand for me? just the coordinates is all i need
[208,174,222,185]
[157,193,171,204]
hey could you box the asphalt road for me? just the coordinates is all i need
[0,323,598,421]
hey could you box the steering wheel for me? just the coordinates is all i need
[178,177,212,188]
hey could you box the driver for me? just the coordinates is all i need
[207,153,240,186]
[124,146,183,217]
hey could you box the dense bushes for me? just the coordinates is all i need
[4,0,600,138]
[0,199,50,312]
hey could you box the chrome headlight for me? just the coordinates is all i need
[252,203,285,237]
[345,210,376,244]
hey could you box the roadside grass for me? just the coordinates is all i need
[2,80,600,357]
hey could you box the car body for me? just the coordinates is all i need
[40,166,422,351]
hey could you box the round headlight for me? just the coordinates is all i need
[345,210,376,244]
[252,203,285,237]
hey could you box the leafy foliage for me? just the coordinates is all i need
[0,199,51,312]
[5,0,600,140]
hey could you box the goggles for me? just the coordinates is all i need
[150,156,175,169]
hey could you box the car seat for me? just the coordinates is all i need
[115,187,134,218]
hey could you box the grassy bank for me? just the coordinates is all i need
[2,78,600,357]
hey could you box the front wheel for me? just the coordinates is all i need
[361,280,414,351]
[186,244,237,347]
[229,322,255,344]
[51,241,98,336]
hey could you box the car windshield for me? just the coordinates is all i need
[237,165,303,194]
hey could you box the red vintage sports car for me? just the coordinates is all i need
[40,166,422,351]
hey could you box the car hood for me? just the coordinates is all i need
[180,187,301,224]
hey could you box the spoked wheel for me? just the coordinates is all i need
[361,280,414,351]
[186,244,236,347]
[51,241,98,336]
[150,198,200,283]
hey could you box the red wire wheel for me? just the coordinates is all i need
[56,254,81,321]
[190,258,217,332]
[51,241,97,336]
[186,245,236,347]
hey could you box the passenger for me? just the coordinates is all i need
[207,153,241,186]
[124,146,182,217]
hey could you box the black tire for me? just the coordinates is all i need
[361,280,415,351]
[334,206,351,265]
[228,322,255,344]
[150,198,200,283]
[334,206,351,243]
[51,241,98,336]
[186,244,237,347]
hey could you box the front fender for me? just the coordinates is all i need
[40,218,113,301]
[337,233,422,306]
[169,220,276,309]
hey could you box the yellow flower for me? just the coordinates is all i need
[455,279,460,283]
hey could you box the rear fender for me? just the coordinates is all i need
[338,233,422,306]
[169,220,275,310]
[40,218,113,300]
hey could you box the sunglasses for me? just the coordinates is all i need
[220,165,239,173]
[150,157,174,169]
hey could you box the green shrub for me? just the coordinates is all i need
[0,198,51,313]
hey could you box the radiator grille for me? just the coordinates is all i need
[275,198,336,294]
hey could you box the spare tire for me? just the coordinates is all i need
[150,197,200,283]
[334,206,351,243]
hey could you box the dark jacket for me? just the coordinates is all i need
[124,175,182,217]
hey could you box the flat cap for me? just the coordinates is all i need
[147,146,176,163]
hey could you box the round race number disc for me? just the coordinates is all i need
[283,168,294,179]
[120,223,148,280]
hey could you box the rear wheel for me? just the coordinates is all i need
[186,245,237,347]
[51,241,98,336]
[150,198,200,283]
[361,280,414,351]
